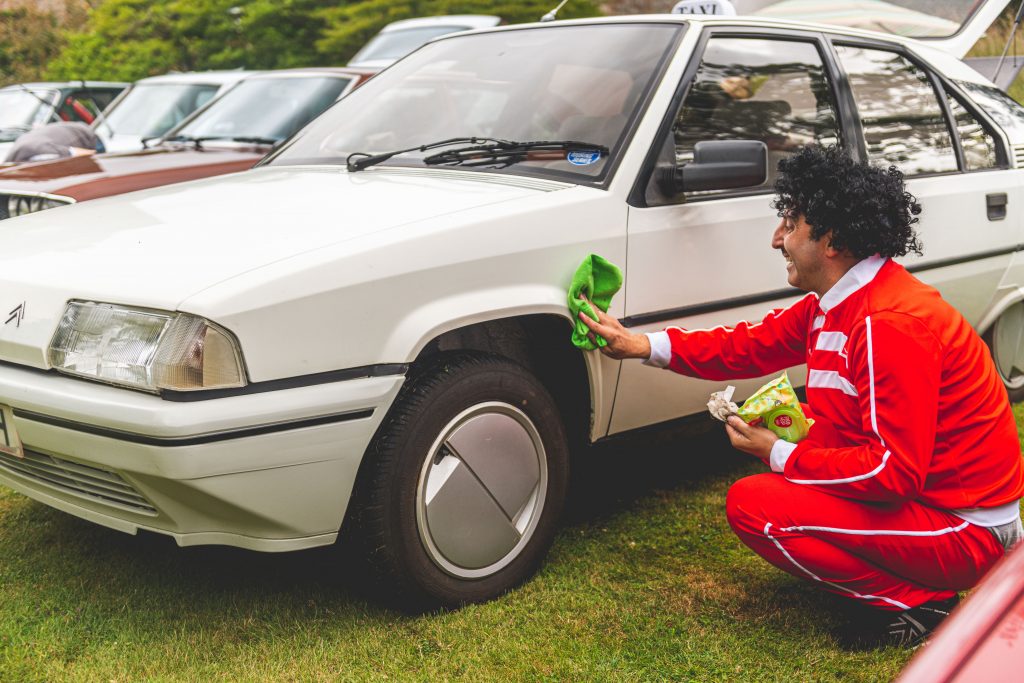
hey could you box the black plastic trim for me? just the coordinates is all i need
[13,407,376,447]
[160,363,409,402]
[621,245,1022,327]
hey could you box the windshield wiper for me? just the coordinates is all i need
[346,137,515,172]
[422,139,609,169]
[229,136,279,145]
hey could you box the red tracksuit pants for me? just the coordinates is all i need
[726,474,1005,611]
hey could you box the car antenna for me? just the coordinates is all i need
[541,0,569,22]
[992,0,1024,86]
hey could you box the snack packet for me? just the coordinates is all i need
[734,371,813,443]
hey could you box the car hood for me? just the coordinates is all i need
[0,166,570,368]
[0,145,266,200]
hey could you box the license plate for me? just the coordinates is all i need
[0,404,23,459]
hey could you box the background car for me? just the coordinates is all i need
[898,544,1023,682]
[0,67,376,219]
[0,4,1019,610]
[94,71,254,153]
[347,14,501,68]
[0,81,128,161]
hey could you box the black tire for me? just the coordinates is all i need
[352,352,569,610]
[983,302,1024,403]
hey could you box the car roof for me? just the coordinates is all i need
[379,15,501,32]
[132,71,257,86]
[0,81,129,90]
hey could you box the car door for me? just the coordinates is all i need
[612,29,848,433]
[831,39,1018,326]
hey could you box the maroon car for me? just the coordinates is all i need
[898,544,1024,683]
[0,67,376,220]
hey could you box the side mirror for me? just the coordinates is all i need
[663,140,768,194]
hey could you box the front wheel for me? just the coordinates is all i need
[984,301,1024,403]
[353,352,569,609]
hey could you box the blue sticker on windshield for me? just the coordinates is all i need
[567,150,601,166]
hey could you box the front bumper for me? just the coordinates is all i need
[0,363,405,551]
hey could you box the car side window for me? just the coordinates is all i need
[946,91,999,171]
[646,36,840,205]
[835,45,957,176]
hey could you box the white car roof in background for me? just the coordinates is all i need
[378,15,501,32]
[133,71,258,87]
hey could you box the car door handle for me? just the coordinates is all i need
[987,193,1007,221]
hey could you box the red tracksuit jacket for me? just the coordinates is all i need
[647,256,1024,511]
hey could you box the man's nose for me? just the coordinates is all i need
[771,219,785,249]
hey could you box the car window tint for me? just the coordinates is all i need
[651,36,840,204]
[836,45,957,176]
[946,92,998,170]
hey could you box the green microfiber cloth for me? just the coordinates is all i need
[568,254,623,350]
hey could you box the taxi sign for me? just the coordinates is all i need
[0,404,23,458]
[671,0,736,15]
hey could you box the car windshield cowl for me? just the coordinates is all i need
[348,136,589,172]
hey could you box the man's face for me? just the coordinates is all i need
[770,210,830,293]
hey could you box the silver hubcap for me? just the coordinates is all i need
[993,302,1024,391]
[416,402,547,579]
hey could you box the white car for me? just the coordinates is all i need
[94,71,256,153]
[347,15,501,69]
[0,1,1021,608]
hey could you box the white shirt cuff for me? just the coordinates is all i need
[769,440,798,473]
[643,331,671,368]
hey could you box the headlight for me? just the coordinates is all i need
[48,301,247,393]
[6,193,74,218]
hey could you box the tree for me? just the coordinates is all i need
[46,0,338,81]
[0,1,90,85]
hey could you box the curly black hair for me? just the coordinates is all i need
[771,146,923,259]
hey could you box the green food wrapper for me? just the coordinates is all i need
[735,371,813,443]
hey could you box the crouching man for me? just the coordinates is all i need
[580,145,1024,647]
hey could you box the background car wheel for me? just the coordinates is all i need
[353,352,569,609]
[984,302,1024,403]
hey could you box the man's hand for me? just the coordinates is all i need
[725,415,779,461]
[577,301,651,359]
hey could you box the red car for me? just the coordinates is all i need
[0,67,376,220]
[898,544,1024,683]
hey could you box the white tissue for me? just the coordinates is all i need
[707,385,738,422]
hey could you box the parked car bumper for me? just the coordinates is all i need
[0,363,404,551]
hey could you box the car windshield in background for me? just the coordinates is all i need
[97,83,220,138]
[172,76,353,143]
[0,89,55,131]
[742,0,981,38]
[352,26,471,63]
[268,24,681,182]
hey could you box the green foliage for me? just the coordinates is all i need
[316,1,603,64]
[0,2,88,86]
[45,0,603,81]
[46,0,339,81]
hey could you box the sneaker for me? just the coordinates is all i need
[882,595,961,648]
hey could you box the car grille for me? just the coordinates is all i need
[1014,144,1024,169]
[0,448,157,515]
[0,193,74,221]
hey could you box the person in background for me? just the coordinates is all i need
[578,145,1024,648]
[7,122,104,163]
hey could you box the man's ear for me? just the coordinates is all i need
[823,231,843,258]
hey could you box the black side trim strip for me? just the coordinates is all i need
[622,286,803,327]
[904,245,1020,275]
[160,363,409,402]
[622,246,1022,328]
[13,408,375,447]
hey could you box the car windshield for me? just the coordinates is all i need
[957,80,1024,138]
[171,76,353,143]
[97,83,221,138]
[0,89,56,129]
[269,24,681,182]
[352,25,471,64]
[742,0,983,38]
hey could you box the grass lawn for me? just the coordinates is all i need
[7,404,1021,682]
